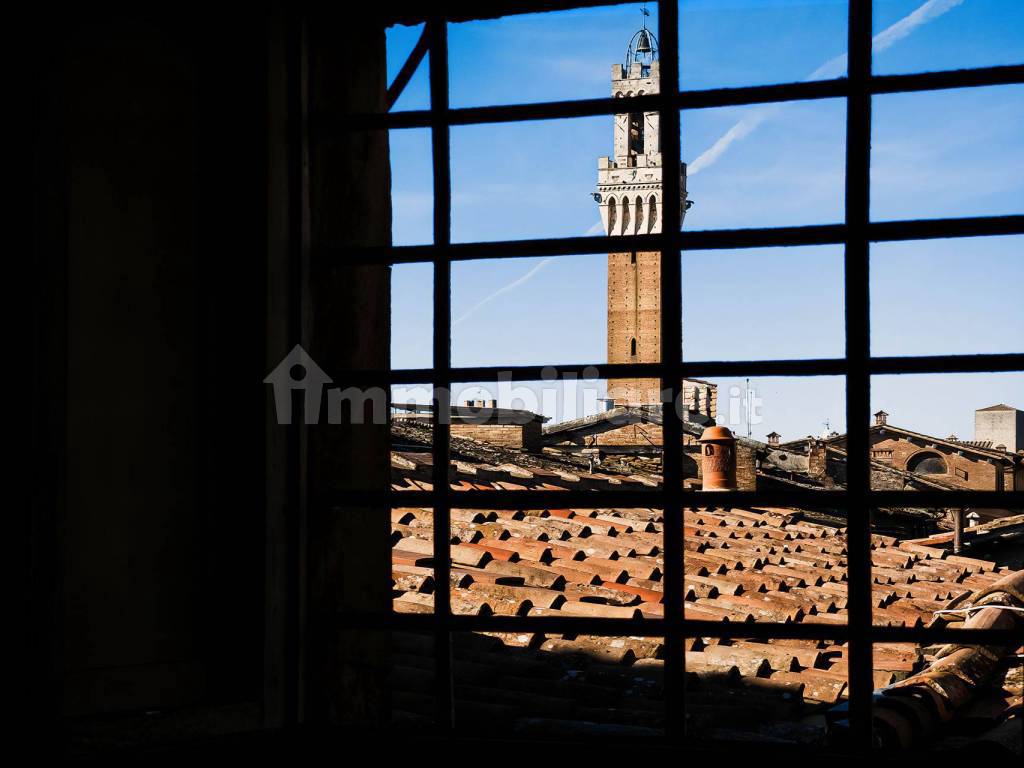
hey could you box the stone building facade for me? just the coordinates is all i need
[975,403,1024,453]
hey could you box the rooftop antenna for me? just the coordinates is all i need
[745,377,752,438]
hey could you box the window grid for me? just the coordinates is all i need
[334,1,1024,750]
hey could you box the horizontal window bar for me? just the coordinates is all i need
[868,489,1024,507]
[343,360,844,384]
[869,215,1024,243]
[322,488,848,509]
[329,214,1024,266]
[336,611,1022,646]
[337,64,1024,131]
[323,487,1023,510]
[683,224,845,250]
[333,352,1021,384]
[871,64,1024,96]
[870,353,1024,375]
[384,1,662,31]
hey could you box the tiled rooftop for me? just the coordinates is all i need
[390,498,1024,740]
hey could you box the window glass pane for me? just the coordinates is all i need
[866,373,1024,504]
[448,378,665,492]
[392,507,435,615]
[869,505,1021,752]
[392,263,433,370]
[683,505,851,629]
[389,630,438,729]
[682,246,845,362]
[872,85,1024,221]
[683,633,847,744]
[680,0,849,89]
[391,383,435,494]
[386,23,430,112]
[451,116,607,243]
[449,3,658,108]
[340,629,436,730]
[391,128,433,246]
[871,236,1024,357]
[871,373,1024,456]
[452,254,606,368]
[873,0,1024,76]
[452,628,664,737]
[699,375,846,450]
[682,99,846,229]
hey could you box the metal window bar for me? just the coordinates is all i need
[321,0,1024,751]
[843,0,873,748]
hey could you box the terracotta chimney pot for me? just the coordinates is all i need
[699,425,737,491]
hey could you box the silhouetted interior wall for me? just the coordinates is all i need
[33,7,395,736]
[37,10,270,718]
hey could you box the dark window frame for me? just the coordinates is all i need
[332,1,1024,749]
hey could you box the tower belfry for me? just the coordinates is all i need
[595,26,688,406]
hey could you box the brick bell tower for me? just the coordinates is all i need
[595,25,688,406]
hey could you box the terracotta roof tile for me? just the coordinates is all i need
[388,448,1023,742]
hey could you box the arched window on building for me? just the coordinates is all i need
[907,451,948,475]
[630,337,637,357]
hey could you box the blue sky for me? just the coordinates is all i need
[386,1,1023,442]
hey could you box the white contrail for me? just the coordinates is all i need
[688,0,967,176]
[455,215,611,325]
[688,106,778,175]
[873,0,966,51]
[453,257,555,325]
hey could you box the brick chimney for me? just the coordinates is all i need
[767,431,780,447]
[874,410,888,426]
[699,426,737,491]
[808,439,828,480]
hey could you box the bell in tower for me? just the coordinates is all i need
[634,28,653,58]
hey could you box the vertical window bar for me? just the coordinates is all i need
[844,0,874,752]
[427,17,455,732]
[657,0,686,742]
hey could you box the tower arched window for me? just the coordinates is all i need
[627,112,643,154]
[630,337,637,357]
